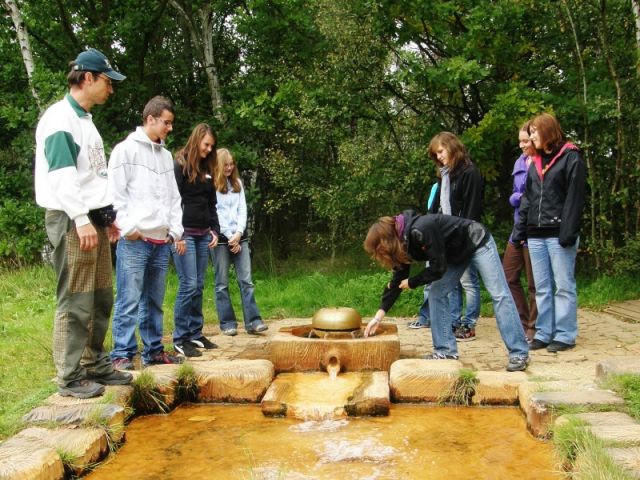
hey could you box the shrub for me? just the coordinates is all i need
[0,199,46,267]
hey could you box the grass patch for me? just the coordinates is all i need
[439,368,478,406]
[131,371,169,415]
[601,374,640,420]
[552,416,635,479]
[175,363,200,404]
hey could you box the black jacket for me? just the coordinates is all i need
[428,162,484,221]
[379,211,489,312]
[512,144,586,247]
[174,162,220,234]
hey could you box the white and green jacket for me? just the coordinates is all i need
[108,127,183,242]
[35,94,111,227]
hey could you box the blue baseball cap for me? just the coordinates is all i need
[72,48,126,81]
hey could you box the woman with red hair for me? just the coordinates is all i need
[512,113,586,353]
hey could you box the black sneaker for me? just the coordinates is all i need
[547,341,576,353]
[143,351,185,366]
[174,342,202,357]
[529,339,549,350]
[58,379,105,399]
[506,356,529,372]
[246,321,268,334]
[190,336,218,350]
[88,370,133,385]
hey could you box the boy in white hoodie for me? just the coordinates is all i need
[108,96,185,368]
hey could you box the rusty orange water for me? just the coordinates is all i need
[88,404,560,479]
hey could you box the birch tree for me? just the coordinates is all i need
[3,0,40,110]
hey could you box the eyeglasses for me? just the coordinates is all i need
[98,74,112,88]
[155,117,173,127]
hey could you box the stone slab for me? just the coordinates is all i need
[268,324,400,373]
[605,447,640,479]
[588,425,640,445]
[524,389,624,438]
[389,359,463,403]
[472,371,527,405]
[261,371,389,419]
[555,411,638,428]
[21,403,125,443]
[136,365,180,407]
[195,359,274,403]
[596,357,640,379]
[0,433,64,480]
[16,427,108,475]
[44,385,133,412]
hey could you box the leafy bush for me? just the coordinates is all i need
[0,199,46,266]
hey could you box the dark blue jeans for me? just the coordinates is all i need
[172,234,210,344]
[111,239,170,363]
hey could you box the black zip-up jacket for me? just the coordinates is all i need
[174,162,220,235]
[512,144,586,247]
[428,162,484,221]
[379,211,489,312]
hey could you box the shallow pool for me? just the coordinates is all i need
[87,404,560,479]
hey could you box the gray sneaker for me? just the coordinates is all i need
[58,379,105,399]
[247,321,268,334]
[222,328,238,336]
[506,356,529,372]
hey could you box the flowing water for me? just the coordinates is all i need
[87,404,561,480]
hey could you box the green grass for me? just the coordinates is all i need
[601,374,640,421]
[1,253,639,439]
[552,416,636,479]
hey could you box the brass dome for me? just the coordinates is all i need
[311,307,362,331]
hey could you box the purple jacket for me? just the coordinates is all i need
[508,154,530,243]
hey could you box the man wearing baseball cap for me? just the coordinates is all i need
[34,48,131,398]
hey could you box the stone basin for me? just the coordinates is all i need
[268,323,400,373]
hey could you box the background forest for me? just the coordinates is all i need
[2,0,640,274]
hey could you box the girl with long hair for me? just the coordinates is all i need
[211,148,267,336]
[413,132,483,342]
[364,211,529,371]
[171,123,220,357]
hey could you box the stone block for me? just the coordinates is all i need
[0,433,64,480]
[196,359,274,403]
[261,371,389,419]
[589,425,640,445]
[524,390,624,438]
[21,403,125,443]
[605,447,640,479]
[596,358,640,379]
[472,371,527,405]
[389,359,462,403]
[15,427,108,476]
[268,324,400,373]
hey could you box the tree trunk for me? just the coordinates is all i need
[168,0,224,121]
[560,0,600,267]
[630,0,640,232]
[3,0,41,110]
